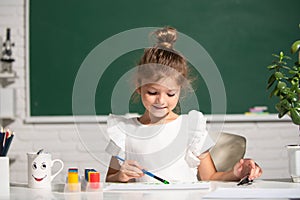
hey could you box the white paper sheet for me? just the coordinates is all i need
[204,187,300,199]
[203,180,300,199]
[103,181,211,190]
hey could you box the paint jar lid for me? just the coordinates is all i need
[68,167,78,173]
[85,168,96,181]
[89,172,100,183]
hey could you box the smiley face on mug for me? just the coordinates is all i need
[27,152,64,189]
[30,156,51,183]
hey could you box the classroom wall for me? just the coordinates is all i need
[1,0,299,184]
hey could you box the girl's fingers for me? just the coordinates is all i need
[248,163,262,180]
[234,159,262,180]
[119,167,143,181]
[125,164,144,174]
[244,158,256,169]
[236,159,244,172]
[121,169,143,177]
[126,160,143,170]
[121,160,144,175]
[256,164,263,177]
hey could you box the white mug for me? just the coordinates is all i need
[27,152,64,189]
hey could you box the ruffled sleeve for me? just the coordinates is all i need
[106,114,127,159]
[184,110,215,168]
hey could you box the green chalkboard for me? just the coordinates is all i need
[29,0,300,116]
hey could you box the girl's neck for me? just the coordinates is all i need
[138,111,179,125]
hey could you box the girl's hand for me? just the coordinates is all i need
[233,158,263,180]
[118,160,144,182]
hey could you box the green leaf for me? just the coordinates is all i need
[278,110,289,118]
[267,64,277,69]
[294,101,300,108]
[267,74,276,83]
[280,51,284,59]
[270,87,279,97]
[291,84,298,93]
[291,77,299,85]
[281,87,289,95]
[291,40,300,54]
[277,81,286,90]
[290,108,300,125]
[272,53,280,58]
[282,66,291,70]
[267,74,276,89]
[275,72,284,79]
[293,66,298,70]
[281,99,292,110]
[275,102,289,118]
[289,70,298,74]
[289,93,298,102]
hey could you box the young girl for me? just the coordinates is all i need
[105,26,262,183]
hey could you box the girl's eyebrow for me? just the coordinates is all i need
[168,89,179,92]
[146,86,157,90]
[147,87,178,92]
[144,84,180,91]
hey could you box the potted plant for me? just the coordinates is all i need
[266,27,300,183]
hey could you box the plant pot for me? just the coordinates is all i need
[286,144,300,183]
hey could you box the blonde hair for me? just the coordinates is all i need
[136,26,190,87]
[131,27,193,113]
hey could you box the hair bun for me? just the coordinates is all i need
[154,26,177,49]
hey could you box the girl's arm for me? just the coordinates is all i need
[106,157,144,182]
[106,157,122,182]
[198,151,262,181]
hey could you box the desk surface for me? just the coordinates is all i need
[3,180,300,200]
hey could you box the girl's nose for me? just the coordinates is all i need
[155,94,165,104]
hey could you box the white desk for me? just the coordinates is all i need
[3,180,300,200]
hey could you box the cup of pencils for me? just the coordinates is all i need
[0,127,15,198]
[0,127,14,157]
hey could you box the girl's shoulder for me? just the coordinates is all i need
[184,110,206,123]
[106,113,143,135]
[106,114,138,152]
[186,110,205,118]
[107,114,137,128]
[107,113,124,124]
[180,110,207,132]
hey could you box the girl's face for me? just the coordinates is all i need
[139,78,181,120]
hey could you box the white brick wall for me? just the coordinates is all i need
[0,0,299,185]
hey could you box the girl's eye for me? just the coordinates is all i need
[167,93,176,97]
[147,91,157,95]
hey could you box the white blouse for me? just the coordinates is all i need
[106,110,215,182]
